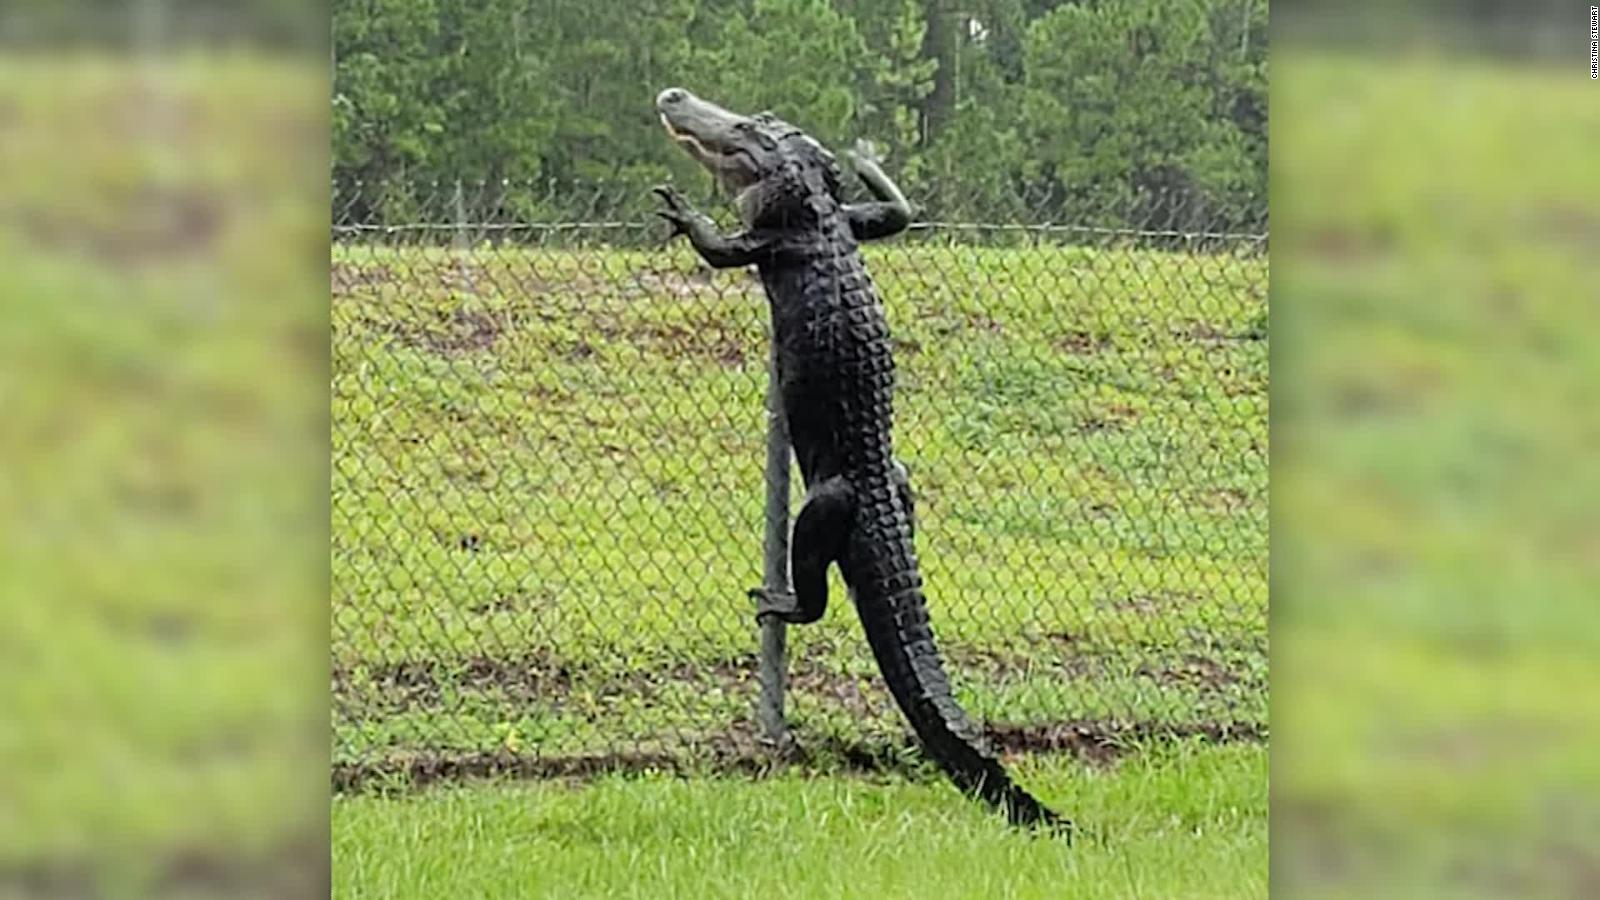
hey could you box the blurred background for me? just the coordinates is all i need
[0,1,329,896]
[1273,1,1600,896]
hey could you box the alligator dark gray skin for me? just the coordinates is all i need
[652,87,1070,833]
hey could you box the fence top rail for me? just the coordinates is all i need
[330,219,1270,244]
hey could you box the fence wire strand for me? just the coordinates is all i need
[330,181,1269,790]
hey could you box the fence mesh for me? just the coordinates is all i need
[330,180,1268,790]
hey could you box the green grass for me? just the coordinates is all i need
[333,742,1266,899]
[331,237,1268,764]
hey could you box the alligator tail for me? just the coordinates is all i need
[847,514,1072,835]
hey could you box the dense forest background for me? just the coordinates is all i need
[332,0,1267,231]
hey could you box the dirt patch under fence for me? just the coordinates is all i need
[333,630,1263,735]
[331,718,1267,794]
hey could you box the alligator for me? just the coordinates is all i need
[652,87,1070,833]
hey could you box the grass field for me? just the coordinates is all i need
[331,235,1268,773]
[334,742,1267,899]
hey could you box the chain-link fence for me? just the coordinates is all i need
[331,180,1268,790]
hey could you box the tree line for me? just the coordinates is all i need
[334,0,1266,233]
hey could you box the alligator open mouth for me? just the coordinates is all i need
[659,113,718,159]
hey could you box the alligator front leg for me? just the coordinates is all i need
[843,140,914,242]
[654,185,777,268]
[750,476,854,625]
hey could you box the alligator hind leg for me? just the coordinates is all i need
[750,476,854,625]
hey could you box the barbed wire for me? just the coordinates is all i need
[331,179,1269,249]
[330,220,1270,243]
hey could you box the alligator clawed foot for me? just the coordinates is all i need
[845,137,883,168]
[651,184,692,238]
[747,586,798,623]
[654,212,689,239]
[760,729,803,760]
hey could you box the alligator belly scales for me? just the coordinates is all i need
[653,87,1070,833]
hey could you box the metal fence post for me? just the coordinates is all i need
[757,341,794,750]
[452,179,469,251]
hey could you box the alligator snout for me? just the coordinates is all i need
[654,87,769,192]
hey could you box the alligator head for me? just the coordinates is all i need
[655,87,841,229]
